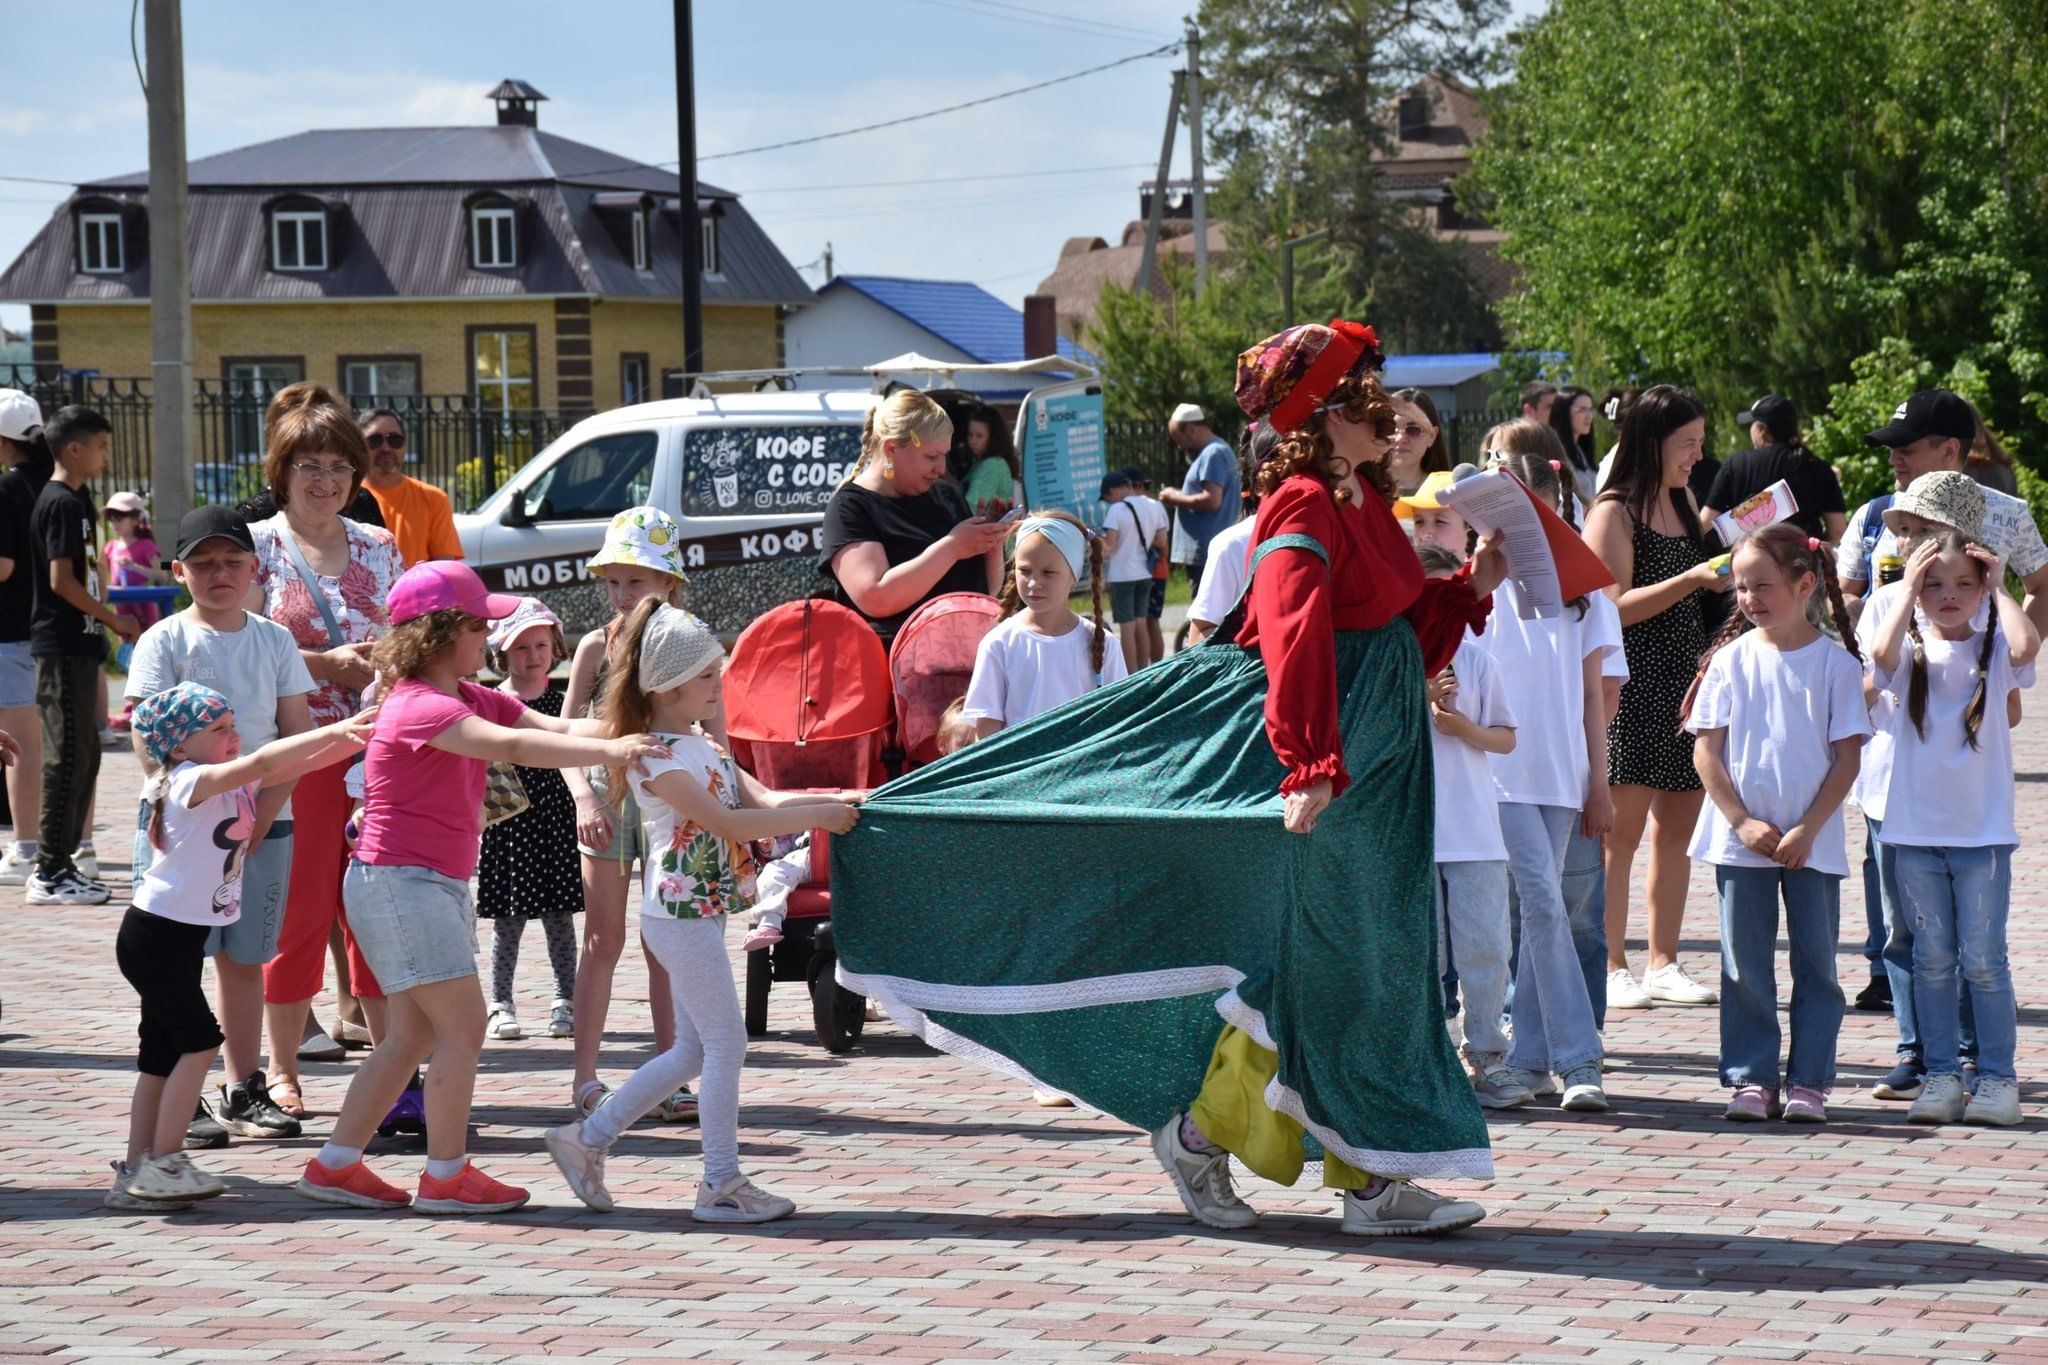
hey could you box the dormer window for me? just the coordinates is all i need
[78,207,125,274]
[271,206,328,272]
[471,194,518,269]
[700,214,720,277]
[631,209,649,271]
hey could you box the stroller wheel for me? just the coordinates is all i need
[808,953,865,1054]
[745,945,773,1037]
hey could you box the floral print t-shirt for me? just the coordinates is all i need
[630,731,760,920]
[249,513,405,725]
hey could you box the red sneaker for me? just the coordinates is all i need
[294,1157,411,1210]
[413,1162,530,1216]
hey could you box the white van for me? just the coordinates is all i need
[456,359,1102,639]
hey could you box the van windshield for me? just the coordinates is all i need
[681,424,860,517]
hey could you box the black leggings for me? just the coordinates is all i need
[115,908,222,1076]
[36,653,100,877]
[488,911,578,1005]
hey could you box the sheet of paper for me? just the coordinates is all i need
[1712,478,1799,544]
[1440,471,1562,618]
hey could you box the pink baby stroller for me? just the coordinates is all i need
[889,592,1003,769]
[725,598,891,1051]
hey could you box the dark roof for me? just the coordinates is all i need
[487,79,547,102]
[824,276,1089,365]
[2,125,811,306]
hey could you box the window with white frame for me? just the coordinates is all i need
[631,209,649,271]
[272,210,328,271]
[79,212,124,274]
[472,200,517,268]
[472,329,535,412]
[700,216,721,276]
[342,359,420,404]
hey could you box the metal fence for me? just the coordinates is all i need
[0,366,573,513]
[1104,406,1519,494]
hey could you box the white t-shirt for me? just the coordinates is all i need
[1104,494,1169,584]
[961,612,1126,728]
[134,763,259,926]
[1188,518,1256,628]
[1482,583,1624,808]
[632,732,759,920]
[1850,582,1995,819]
[124,610,316,818]
[1871,625,2034,848]
[1432,638,1515,862]
[1684,632,1872,876]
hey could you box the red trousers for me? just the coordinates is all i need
[263,761,383,1003]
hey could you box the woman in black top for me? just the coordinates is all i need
[818,390,1011,642]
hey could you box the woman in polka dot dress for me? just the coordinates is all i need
[478,599,584,1042]
[1584,386,1734,1011]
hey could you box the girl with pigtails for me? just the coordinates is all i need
[960,510,1126,737]
[1681,525,1871,1126]
[1866,529,2038,1128]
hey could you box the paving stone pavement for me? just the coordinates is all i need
[3,728,2047,1364]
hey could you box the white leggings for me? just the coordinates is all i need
[580,915,743,1186]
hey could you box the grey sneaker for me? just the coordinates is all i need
[128,1151,226,1202]
[105,1159,193,1212]
[544,1121,615,1212]
[1560,1065,1608,1112]
[1508,1067,1559,1097]
[1908,1072,1968,1125]
[692,1174,796,1224]
[1472,1065,1534,1110]
[1150,1113,1256,1230]
[1338,1180,1486,1236]
[1964,1077,2022,1127]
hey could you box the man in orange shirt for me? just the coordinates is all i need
[359,408,462,566]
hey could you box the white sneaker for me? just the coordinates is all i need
[1338,1180,1485,1236]
[25,868,109,905]
[105,1159,193,1211]
[73,842,98,881]
[1151,1114,1257,1230]
[544,1121,614,1212]
[0,849,35,887]
[1507,1067,1559,1097]
[692,1174,796,1224]
[1907,1072,1968,1125]
[127,1151,226,1202]
[1606,968,1654,1010]
[486,1004,522,1041]
[1964,1077,2023,1127]
[1641,962,1718,1006]
[1559,1064,1609,1112]
[548,999,574,1037]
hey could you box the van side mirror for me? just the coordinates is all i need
[500,496,533,528]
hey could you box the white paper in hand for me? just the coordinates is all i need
[1711,479,1799,545]
[1440,471,1563,619]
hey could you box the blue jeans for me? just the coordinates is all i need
[1562,827,1608,1030]
[1893,843,2017,1080]
[1857,826,1885,972]
[1500,802,1602,1075]
[1869,816,1977,1063]
[1715,864,1844,1091]
[1435,859,1511,1064]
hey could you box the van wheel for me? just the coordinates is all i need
[744,947,772,1037]
[808,952,865,1053]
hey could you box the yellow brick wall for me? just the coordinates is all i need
[52,297,783,407]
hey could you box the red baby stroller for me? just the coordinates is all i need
[889,592,1003,768]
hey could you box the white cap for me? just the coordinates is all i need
[1169,402,1206,426]
[0,390,43,442]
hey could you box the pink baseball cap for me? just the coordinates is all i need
[387,561,522,625]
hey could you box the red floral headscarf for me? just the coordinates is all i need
[1234,320,1385,433]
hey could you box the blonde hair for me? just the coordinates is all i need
[372,608,478,680]
[998,510,1109,676]
[843,390,954,488]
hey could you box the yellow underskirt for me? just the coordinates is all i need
[1188,1024,1371,1190]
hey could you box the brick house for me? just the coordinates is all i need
[0,80,813,427]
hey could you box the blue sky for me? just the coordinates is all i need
[0,0,1541,340]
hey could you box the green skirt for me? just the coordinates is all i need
[830,620,1492,1181]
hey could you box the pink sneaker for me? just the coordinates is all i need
[741,923,783,952]
[1724,1085,1781,1122]
[1783,1085,1828,1124]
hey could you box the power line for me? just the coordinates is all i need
[0,173,79,188]
[733,161,1156,195]
[699,41,1179,162]
[900,0,1172,42]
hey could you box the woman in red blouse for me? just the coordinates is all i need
[829,322,1505,1238]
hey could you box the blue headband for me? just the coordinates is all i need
[1017,516,1087,582]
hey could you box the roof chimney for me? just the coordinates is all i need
[488,79,548,128]
[1023,295,1057,360]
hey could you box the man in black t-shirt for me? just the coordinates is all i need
[1702,394,1848,545]
[26,406,141,904]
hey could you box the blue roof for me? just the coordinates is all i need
[824,275,1091,367]
[1381,353,1501,389]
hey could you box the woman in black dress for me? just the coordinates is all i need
[1583,386,1733,1012]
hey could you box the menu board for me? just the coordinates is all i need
[1018,386,1107,527]
[679,424,862,518]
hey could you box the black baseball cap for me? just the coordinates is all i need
[1099,469,1134,498]
[1118,465,1152,487]
[1865,389,1976,449]
[1737,394,1797,441]
[174,504,256,560]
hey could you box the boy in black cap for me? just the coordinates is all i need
[1701,394,1847,545]
[123,504,318,1148]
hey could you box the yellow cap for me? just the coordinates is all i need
[1393,470,1458,519]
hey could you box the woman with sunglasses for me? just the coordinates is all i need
[359,409,461,568]
[244,383,409,1120]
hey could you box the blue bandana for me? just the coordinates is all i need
[1017,516,1087,583]
[134,682,232,767]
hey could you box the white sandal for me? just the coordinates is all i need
[573,1080,611,1117]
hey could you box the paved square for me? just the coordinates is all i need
[2,731,2045,1363]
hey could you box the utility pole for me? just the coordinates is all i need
[674,0,704,383]
[823,242,834,282]
[145,0,194,543]
[1184,20,1209,295]
[1134,71,1183,297]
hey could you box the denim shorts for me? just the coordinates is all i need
[0,640,34,709]
[1108,579,1150,624]
[576,767,645,865]
[342,860,479,993]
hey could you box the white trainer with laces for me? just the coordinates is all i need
[25,868,109,906]
[1606,968,1654,1010]
[1559,1065,1609,1112]
[544,1121,615,1212]
[1964,1076,2022,1127]
[692,1174,796,1224]
[1641,962,1717,1005]
[105,1159,193,1211]
[1507,1067,1559,1097]
[128,1151,226,1202]
[1339,1180,1485,1236]
[1151,1113,1257,1230]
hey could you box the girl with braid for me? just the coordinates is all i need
[960,511,1125,737]
[1868,531,2038,1127]
[1682,526,1870,1124]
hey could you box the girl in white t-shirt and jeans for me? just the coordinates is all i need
[1868,532,2038,1128]
[962,512,1125,737]
[1683,527,1870,1125]
[547,599,861,1222]
[111,683,373,1209]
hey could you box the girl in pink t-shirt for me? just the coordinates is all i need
[293,562,664,1218]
